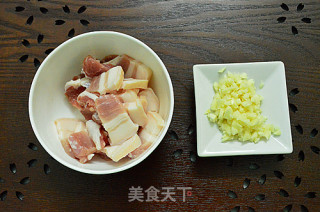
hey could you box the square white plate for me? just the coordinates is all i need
[193,61,293,157]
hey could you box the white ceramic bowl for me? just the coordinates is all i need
[29,31,174,174]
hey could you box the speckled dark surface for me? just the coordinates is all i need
[0,1,319,211]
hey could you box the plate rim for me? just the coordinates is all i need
[193,61,293,157]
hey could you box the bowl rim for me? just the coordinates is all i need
[28,31,174,174]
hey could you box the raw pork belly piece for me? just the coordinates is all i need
[80,108,95,121]
[65,78,91,91]
[86,120,106,150]
[68,131,97,163]
[83,55,115,78]
[117,89,139,103]
[139,96,148,112]
[128,142,152,159]
[79,77,91,88]
[139,112,165,143]
[100,127,109,146]
[129,112,164,158]
[72,73,85,81]
[54,118,87,157]
[65,78,82,91]
[77,91,98,109]
[92,112,102,124]
[95,94,138,145]
[87,66,124,95]
[125,99,148,127]
[121,78,148,90]
[102,134,141,162]
[65,86,86,110]
[106,54,153,81]
[128,61,152,81]
[100,54,118,63]
[105,54,130,70]
[138,88,160,113]
[76,91,99,120]
[65,78,92,110]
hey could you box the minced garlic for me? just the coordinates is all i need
[206,72,281,143]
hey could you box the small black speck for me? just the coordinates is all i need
[289,88,299,96]
[280,3,289,11]
[297,3,304,11]
[295,124,303,134]
[0,191,7,201]
[277,154,285,161]
[254,194,265,201]
[55,20,65,25]
[243,178,250,189]
[15,6,25,12]
[298,150,305,161]
[63,5,70,13]
[311,146,320,154]
[173,149,182,159]
[187,124,195,135]
[80,19,90,26]
[44,164,51,175]
[26,16,34,25]
[10,163,17,174]
[167,130,179,140]
[283,204,292,212]
[289,103,297,113]
[16,191,24,201]
[249,163,260,170]
[277,17,286,23]
[37,34,44,44]
[78,6,87,14]
[19,55,28,62]
[22,39,30,47]
[45,48,54,55]
[305,192,316,198]
[34,58,41,68]
[294,176,301,187]
[27,159,38,167]
[190,151,196,163]
[274,170,284,179]
[301,18,311,23]
[248,207,255,212]
[278,189,289,197]
[292,26,298,35]
[258,174,266,185]
[20,177,30,185]
[310,128,318,137]
[68,28,75,38]
[227,190,237,199]
[300,205,309,212]
[40,7,48,14]
[230,206,240,212]
[28,143,38,151]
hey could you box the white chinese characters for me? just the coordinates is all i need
[128,186,192,202]
[128,186,144,202]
